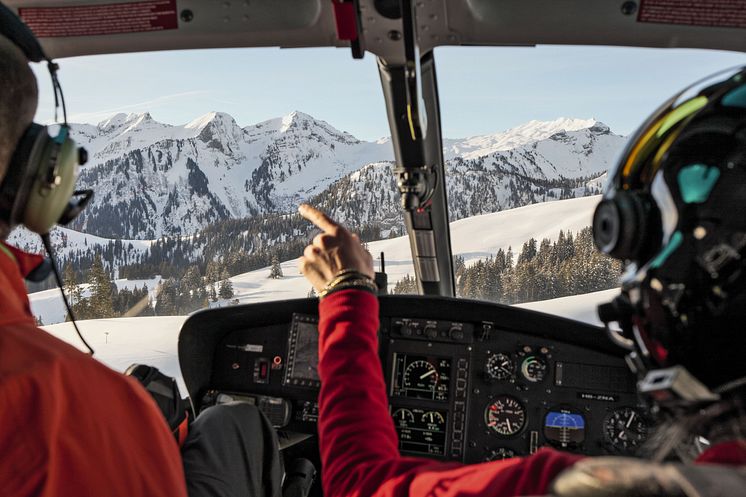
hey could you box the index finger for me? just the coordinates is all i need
[299,204,339,233]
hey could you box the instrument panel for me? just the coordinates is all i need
[179,295,651,464]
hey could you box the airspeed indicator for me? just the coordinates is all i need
[485,395,526,436]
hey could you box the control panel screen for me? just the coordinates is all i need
[391,354,451,402]
[285,315,320,388]
[392,407,448,456]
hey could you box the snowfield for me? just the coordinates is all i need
[31,195,603,323]
[44,316,187,392]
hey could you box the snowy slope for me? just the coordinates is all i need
[227,195,603,304]
[43,316,187,392]
[7,225,153,266]
[29,195,603,325]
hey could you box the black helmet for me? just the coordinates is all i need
[594,66,746,390]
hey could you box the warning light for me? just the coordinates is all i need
[273,356,282,365]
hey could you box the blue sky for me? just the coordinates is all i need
[33,45,745,141]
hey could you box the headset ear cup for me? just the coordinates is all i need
[0,123,45,227]
[593,199,622,255]
[23,130,80,235]
[593,192,653,260]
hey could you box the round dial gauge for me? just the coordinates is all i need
[486,353,514,381]
[484,447,517,461]
[403,360,439,392]
[392,408,415,424]
[520,355,548,383]
[485,396,526,436]
[604,407,649,452]
[421,410,446,427]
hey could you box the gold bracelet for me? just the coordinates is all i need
[319,277,378,299]
[325,270,372,290]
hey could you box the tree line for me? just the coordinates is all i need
[393,227,622,304]
[61,254,236,320]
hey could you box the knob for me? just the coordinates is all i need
[424,325,438,339]
[449,327,464,340]
[399,323,413,336]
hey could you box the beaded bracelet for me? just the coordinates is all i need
[319,272,378,299]
[325,270,373,290]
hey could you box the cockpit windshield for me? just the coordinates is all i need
[15,45,745,375]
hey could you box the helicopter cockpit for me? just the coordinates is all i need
[7,1,746,495]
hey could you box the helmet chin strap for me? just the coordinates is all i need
[598,293,722,416]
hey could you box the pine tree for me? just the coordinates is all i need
[217,268,234,300]
[219,278,234,299]
[88,255,114,318]
[392,274,418,295]
[62,263,82,318]
[155,279,177,315]
[269,255,283,279]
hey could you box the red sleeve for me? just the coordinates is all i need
[317,289,584,497]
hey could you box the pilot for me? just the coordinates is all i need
[299,66,746,497]
[0,5,282,497]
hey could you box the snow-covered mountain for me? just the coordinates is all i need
[59,112,624,239]
[66,111,392,238]
[311,122,622,230]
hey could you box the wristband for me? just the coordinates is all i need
[319,274,378,299]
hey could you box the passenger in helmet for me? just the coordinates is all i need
[299,67,746,497]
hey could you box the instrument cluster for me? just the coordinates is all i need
[460,335,649,462]
[180,296,652,466]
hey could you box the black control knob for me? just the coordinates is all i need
[424,325,438,339]
[399,323,413,336]
[449,327,464,340]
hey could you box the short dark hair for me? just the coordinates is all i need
[0,35,38,181]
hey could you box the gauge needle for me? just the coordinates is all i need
[626,412,636,428]
[506,418,512,432]
[420,370,436,380]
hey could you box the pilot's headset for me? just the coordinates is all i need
[593,66,746,391]
[0,2,92,235]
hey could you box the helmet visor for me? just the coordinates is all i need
[609,66,746,193]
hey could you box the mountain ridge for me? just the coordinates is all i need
[33,112,625,241]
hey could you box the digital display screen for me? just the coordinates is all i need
[391,354,451,402]
[285,315,320,388]
[391,407,448,456]
[544,411,585,448]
